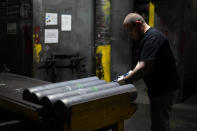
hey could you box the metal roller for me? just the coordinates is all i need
[23,76,99,100]
[40,82,119,107]
[30,80,106,104]
[54,84,137,119]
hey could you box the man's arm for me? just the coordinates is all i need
[120,61,153,84]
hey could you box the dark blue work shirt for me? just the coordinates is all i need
[138,27,180,96]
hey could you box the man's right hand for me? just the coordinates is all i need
[118,79,126,85]
[116,70,133,85]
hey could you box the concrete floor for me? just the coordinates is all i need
[124,80,197,131]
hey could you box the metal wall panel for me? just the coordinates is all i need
[32,0,95,82]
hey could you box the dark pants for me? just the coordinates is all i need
[149,90,179,131]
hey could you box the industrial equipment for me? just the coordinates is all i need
[0,73,137,131]
[40,82,118,107]
[30,80,106,104]
[23,76,99,101]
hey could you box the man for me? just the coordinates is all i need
[119,13,180,131]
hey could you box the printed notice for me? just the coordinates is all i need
[7,23,17,34]
[61,14,72,31]
[46,13,58,25]
[44,29,58,43]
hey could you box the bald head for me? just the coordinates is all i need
[123,13,145,25]
[123,13,149,40]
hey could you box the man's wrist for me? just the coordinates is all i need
[123,77,128,83]
[123,77,133,84]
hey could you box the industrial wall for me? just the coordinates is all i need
[154,0,197,98]
[110,0,134,80]
[32,0,95,82]
[0,0,33,76]
[33,0,135,82]
[0,0,135,82]
[182,0,197,98]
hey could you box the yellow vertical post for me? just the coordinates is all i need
[96,45,111,82]
[95,0,111,82]
[149,1,155,27]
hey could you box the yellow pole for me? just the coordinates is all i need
[95,0,111,82]
[149,1,155,27]
[96,45,111,82]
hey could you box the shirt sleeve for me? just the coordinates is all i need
[140,36,159,61]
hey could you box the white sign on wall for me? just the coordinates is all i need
[61,14,72,31]
[46,13,58,26]
[44,29,59,43]
[7,23,17,34]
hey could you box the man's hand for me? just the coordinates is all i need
[117,78,126,85]
[117,70,133,85]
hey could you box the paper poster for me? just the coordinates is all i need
[46,13,58,25]
[61,14,72,31]
[7,23,17,34]
[44,29,58,43]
